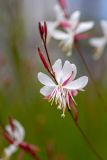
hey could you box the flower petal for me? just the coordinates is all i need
[51,30,69,40]
[101,20,107,37]
[76,21,94,34]
[54,3,65,20]
[89,37,106,60]
[71,64,77,80]
[70,10,81,29]
[46,21,58,43]
[47,21,58,33]
[38,72,56,86]
[4,145,17,157]
[65,76,88,90]
[89,37,106,47]
[62,61,77,83]
[52,59,62,83]
[40,86,55,96]
[6,120,25,143]
[13,120,25,141]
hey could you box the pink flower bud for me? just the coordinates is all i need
[37,48,50,73]
[58,0,67,11]
[38,22,44,40]
[38,22,48,42]
[3,131,13,145]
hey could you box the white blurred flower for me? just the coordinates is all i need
[89,20,107,60]
[50,10,94,56]
[4,119,25,159]
[47,3,65,42]
[38,59,88,117]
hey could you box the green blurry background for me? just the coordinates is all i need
[0,0,107,159]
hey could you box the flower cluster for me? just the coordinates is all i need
[47,1,94,56]
[46,0,107,60]
[1,118,40,159]
[37,22,88,120]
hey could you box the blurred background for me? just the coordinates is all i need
[0,0,107,159]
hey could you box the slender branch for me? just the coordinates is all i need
[34,155,41,160]
[58,0,69,18]
[38,22,58,85]
[42,40,58,85]
[68,108,104,160]
[75,41,107,111]
[43,40,53,73]
[18,150,25,160]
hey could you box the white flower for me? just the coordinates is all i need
[38,59,88,117]
[50,10,94,56]
[89,20,107,60]
[47,3,65,42]
[4,119,25,158]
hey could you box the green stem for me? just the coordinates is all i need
[68,109,104,160]
[75,42,107,111]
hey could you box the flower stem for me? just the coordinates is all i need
[42,40,58,85]
[68,108,104,160]
[18,150,25,160]
[43,40,53,72]
[34,155,41,160]
[75,41,107,111]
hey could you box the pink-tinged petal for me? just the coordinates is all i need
[65,76,88,90]
[51,30,69,40]
[52,59,62,83]
[76,21,94,34]
[40,86,55,96]
[100,20,107,37]
[61,61,77,84]
[52,59,62,73]
[58,0,67,11]
[54,3,65,20]
[75,33,90,40]
[59,20,71,29]
[70,10,80,29]
[38,72,56,86]
[71,90,78,96]
[6,120,25,143]
[13,120,25,141]
[71,64,77,80]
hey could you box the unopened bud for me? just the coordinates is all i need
[37,48,50,73]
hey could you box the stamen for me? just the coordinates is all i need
[61,113,65,118]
